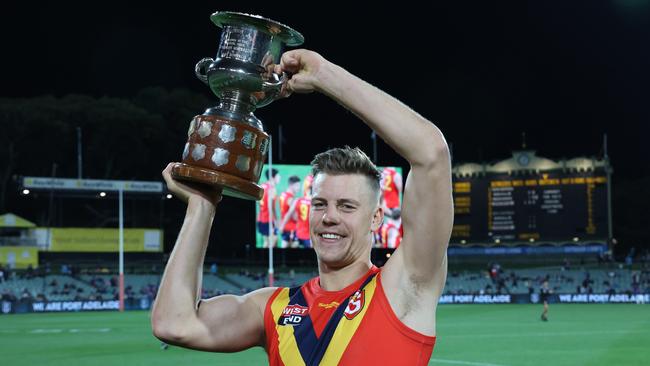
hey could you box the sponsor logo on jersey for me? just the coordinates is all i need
[344,289,365,320]
[318,301,340,309]
[279,304,308,326]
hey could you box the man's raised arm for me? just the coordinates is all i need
[277,49,453,291]
[151,163,275,352]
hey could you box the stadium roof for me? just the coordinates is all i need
[453,150,609,177]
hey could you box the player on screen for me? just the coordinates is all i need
[278,186,312,248]
[372,195,386,247]
[380,208,403,249]
[153,49,452,365]
[294,194,312,248]
[279,175,301,248]
[257,168,280,248]
[302,174,313,197]
[381,166,403,217]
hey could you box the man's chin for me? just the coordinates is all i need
[315,247,348,267]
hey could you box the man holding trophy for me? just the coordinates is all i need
[152,11,452,366]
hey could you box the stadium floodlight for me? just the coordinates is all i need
[166,194,173,199]
[495,239,501,244]
[22,189,30,195]
[573,237,579,242]
[529,238,535,242]
[99,192,107,197]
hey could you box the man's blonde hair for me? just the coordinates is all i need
[310,146,382,202]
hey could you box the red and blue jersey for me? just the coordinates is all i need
[264,266,435,366]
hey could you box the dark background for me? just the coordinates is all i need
[2,1,649,258]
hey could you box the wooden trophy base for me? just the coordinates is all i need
[171,163,263,200]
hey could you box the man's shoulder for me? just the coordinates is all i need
[247,286,285,311]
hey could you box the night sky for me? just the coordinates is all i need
[3,1,650,254]
[4,1,648,173]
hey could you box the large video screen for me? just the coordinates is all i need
[452,171,608,243]
[255,165,404,249]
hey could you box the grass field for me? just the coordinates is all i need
[1,304,649,365]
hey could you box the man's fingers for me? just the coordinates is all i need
[281,51,299,64]
[162,162,172,174]
[280,53,300,73]
[160,163,224,205]
[280,82,293,98]
[161,167,171,183]
[162,163,183,198]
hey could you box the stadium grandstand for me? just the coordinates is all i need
[1,150,648,313]
[2,257,649,309]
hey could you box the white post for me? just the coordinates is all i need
[604,134,613,248]
[267,135,274,287]
[119,186,125,311]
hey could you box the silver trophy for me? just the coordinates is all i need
[172,11,304,200]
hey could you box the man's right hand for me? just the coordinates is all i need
[162,163,222,206]
[274,49,329,97]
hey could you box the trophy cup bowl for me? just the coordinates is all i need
[171,11,304,200]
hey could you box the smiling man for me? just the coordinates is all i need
[152,49,453,366]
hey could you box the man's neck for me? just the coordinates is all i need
[317,260,373,292]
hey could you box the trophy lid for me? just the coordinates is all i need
[210,11,304,46]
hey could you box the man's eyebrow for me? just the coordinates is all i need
[337,198,361,205]
[311,197,361,205]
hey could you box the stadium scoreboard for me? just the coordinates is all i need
[452,171,608,243]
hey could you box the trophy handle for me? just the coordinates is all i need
[195,57,214,85]
[262,72,287,91]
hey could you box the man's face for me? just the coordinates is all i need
[310,173,382,267]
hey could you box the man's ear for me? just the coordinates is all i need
[371,206,384,232]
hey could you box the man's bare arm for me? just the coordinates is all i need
[277,50,452,284]
[151,164,274,352]
[325,64,451,288]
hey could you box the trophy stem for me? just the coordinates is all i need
[220,90,256,113]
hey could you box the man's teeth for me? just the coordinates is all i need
[321,233,342,239]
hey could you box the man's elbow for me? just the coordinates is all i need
[151,313,192,345]
[432,141,450,164]
[151,314,171,341]
[414,139,450,170]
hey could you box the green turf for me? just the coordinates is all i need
[1,304,648,365]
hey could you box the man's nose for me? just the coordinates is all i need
[322,205,341,225]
